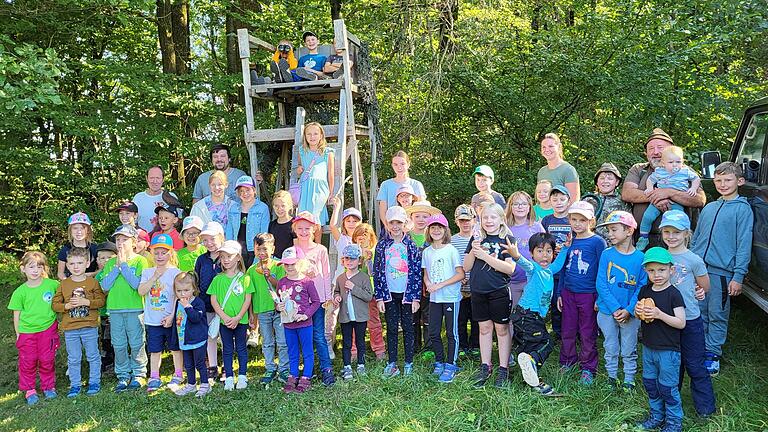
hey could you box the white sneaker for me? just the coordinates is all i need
[518,352,541,387]
[174,384,196,396]
[328,347,336,360]
[236,375,248,389]
[224,376,234,391]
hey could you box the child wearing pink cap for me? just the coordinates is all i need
[556,201,607,385]
[276,247,321,394]
[422,214,465,383]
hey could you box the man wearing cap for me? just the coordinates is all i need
[192,144,247,205]
[133,166,182,232]
[622,128,705,247]
[472,165,506,209]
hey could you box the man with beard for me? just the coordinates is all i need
[621,128,706,248]
[192,144,247,204]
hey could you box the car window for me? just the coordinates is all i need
[736,111,768,184]
[737,111,768,163]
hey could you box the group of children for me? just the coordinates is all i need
[9,144,752,432]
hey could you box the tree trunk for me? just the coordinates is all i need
[171,0,190,75]
[331,0,343,20]
[157,0,177,74]
[438,0,458,54]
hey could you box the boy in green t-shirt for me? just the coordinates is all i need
[100,225,149,392]
[247,233,288,385]
[95,241,117,372]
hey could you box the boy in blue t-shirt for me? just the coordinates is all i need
[292,31,328,81]
[690,162,753,376]
[507,232,569,396]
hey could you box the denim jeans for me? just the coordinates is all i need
[642,347,683,426]
[109,311,147,381]
[258,311,289,373]
[312,306,332,370]
[597,312,640,382]
[220,323,248,377]
[64,326,102,386]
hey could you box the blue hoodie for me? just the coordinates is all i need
[596,247,647,316]
[690,196,753,284]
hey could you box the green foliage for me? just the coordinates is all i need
[0,0,766,255]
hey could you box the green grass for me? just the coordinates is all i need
[0,271,767,431]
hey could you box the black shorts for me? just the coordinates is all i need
[471,287,512,324]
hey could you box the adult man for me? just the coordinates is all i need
[192,144,246,204]
[621,128,706,247]
[133,166,182,232]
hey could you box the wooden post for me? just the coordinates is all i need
[245,126,261,200]
[291,107,306,188]
[237,29,254,133]
[368,116,380,232]
[275,103,288,191]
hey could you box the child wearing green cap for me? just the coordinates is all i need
[635,247,686,432]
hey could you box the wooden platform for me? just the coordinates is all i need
[250,79,360,103]
[245,124,369,143]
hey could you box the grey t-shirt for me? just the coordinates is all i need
[670,250,707,320]
[192,167,247,201]
[537,161,579,188]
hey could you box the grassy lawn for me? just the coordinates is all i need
[0,270,766,430]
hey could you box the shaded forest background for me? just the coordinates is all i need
[1,0,766,255]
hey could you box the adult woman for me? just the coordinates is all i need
[191,170,233,227]
[537,133,580,203]
[376,151,427,227]
[225,175,270,267]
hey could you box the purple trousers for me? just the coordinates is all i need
[559,288,598,373]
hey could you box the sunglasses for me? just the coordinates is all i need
[278,44,292,52]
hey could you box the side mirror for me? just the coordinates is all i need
[700,151,721,179]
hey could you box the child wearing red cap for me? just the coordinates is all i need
[422,214,465,383]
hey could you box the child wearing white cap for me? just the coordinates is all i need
[177,216,206,272]
[374,206,423,377]
[57,212,99,280]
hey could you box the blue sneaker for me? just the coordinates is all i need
[127,377,144,390]
[146,378,162,392]
[382,362,400,378]
[403,362,414,376]
[25,392,39,406]
[67,386,81,398]
[438,364,459,383]
[432,362,444,376]
[579,370,594,385]
[43,389,57,400]
[636,415,665,430]
[704,352,720,376]
[86,383,101,396]
[518,353,541,387]
[115,379,129,393]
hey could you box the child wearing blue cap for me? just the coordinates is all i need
[57,212,99,280]
[660,209,716,417]
[635,247,686,432]
[138,234,182,392]
[334,244,374,380]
